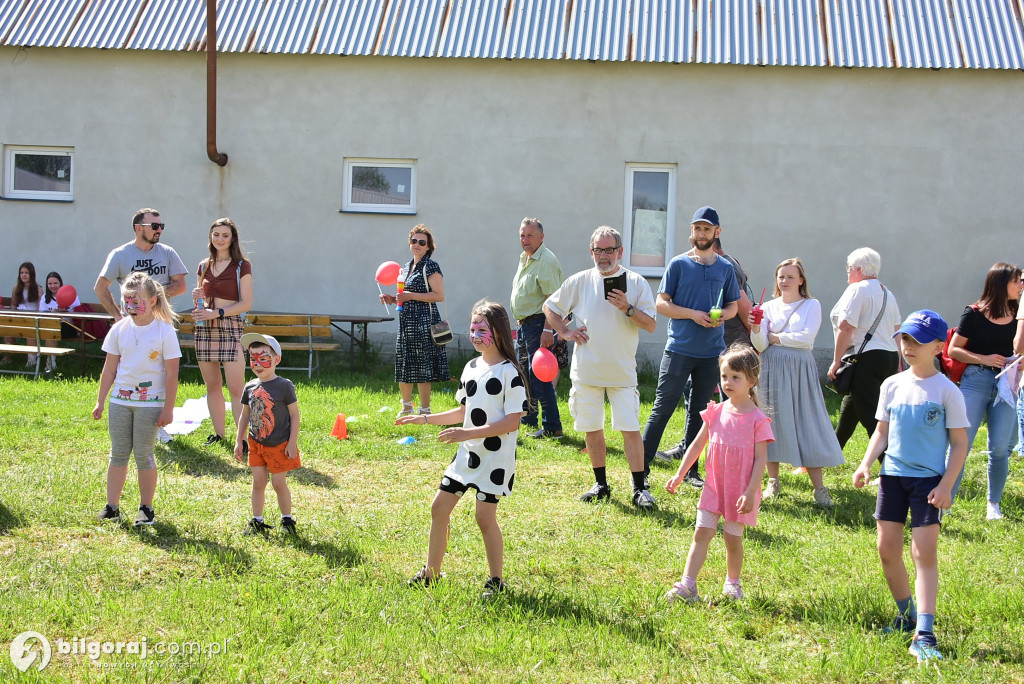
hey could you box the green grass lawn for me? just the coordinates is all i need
[1,350,1022,682]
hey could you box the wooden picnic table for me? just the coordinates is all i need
[1,307,115,373]
[175,310,393,373]
[328,313,394,370]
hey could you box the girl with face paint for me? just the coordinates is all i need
[93,272,181,528]
[396,300,531,598]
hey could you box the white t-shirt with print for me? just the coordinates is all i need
[102,318,181,407]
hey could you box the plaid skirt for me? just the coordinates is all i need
[195,314,244,363]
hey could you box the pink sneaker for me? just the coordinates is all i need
[665,578,699,603]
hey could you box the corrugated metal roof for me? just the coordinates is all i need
[378,0,448,57]
[5,0,1024,70]
[66,0,142,49]
[127,0,206,52]
[436,0,505,58]
[825,0,893,68]
[6,0,86,48]
[312,0,385,56]
[502,0,569,60]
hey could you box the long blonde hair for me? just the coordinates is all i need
[121,272,177,324]
[720,343,761,408]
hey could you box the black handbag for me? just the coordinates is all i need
[829,286,888,395]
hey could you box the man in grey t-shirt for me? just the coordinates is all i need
[94,208,187,321]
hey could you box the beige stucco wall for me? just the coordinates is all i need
[2,47,1022,363]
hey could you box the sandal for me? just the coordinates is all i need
[397,401,414,418]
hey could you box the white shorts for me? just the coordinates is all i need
[568,383,641,432]
[695,508,745,537]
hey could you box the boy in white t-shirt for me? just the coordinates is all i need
[853,310,969,663]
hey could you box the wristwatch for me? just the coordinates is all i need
[218,308,225,320]
[625,305,635,318]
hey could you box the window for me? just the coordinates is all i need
[622,163,676,277]
[342,158,416,214]
[3,146,74,201]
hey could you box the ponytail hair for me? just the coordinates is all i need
[121,272,177,324]
[720,343,762,408]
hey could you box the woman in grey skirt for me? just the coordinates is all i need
[750,258,845,508]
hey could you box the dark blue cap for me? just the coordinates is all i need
[893,310,947,344]
[691,206,720,226]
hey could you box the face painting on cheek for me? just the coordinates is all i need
[250,351,273,369]
[123,295,147,315]
[469,322,493,347]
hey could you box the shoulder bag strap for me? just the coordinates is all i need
[856,285,888,355]
[769,298,809,335]
[423,261,448,321]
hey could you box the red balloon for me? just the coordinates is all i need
[531,347,558,383]
[375,261,401,286]
[56,284,77,309]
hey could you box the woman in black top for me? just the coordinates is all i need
[948,262,1022,519]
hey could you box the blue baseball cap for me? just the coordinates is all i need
[893,309,947,344]
[691,206,720,226]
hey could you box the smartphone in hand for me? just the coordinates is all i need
[603,273,627,299]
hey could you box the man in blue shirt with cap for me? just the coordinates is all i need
[642,206,740,490]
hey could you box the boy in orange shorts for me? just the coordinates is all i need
[235,333,301,535]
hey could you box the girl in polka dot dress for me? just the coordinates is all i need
[397,299,530,597]
[664,344,774,602]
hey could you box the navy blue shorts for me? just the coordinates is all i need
[439,476,500,504]
[874,474,944,527]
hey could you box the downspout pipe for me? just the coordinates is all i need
[207,0,228,166]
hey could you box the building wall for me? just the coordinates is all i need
[2,47,1022,363]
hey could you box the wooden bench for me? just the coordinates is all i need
[0,314,77,379]
[178,313,340,378]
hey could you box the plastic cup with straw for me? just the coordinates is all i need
[751,287,767,325]
[709,289,724,323]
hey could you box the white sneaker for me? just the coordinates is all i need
[813,486,835,508]
[763,478,781,498]
[722,579,744,600]
[987,502,1003,520]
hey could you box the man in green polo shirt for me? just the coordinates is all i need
[511,217,564,438]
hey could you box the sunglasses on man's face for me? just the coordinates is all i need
[591,247,619,256]
[139,223,165,231]
[410,238,428,246]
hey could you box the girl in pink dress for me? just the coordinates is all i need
[664,344,774,601]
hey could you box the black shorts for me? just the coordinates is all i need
[874,474,944,527]
[439,476,500,504]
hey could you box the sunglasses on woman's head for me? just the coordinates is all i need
[410,238,428,246]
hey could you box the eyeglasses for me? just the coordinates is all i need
[591,247,619,255]
[410,238,428,246]
[139,223,165,231]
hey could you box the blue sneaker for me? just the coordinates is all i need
[882,614,917,635]
[909,632,943,662]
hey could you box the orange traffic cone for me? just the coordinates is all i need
[331,413,348,439]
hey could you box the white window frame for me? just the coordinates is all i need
[3,145,74,201]
[621,163,676,277]
[341,158,417,214]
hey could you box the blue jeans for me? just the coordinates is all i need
[1017,391,1024,455]
[516,316,562,433]
[953,365,1016,503]
[642,351,719,475]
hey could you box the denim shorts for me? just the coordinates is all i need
[874,474,944,527]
